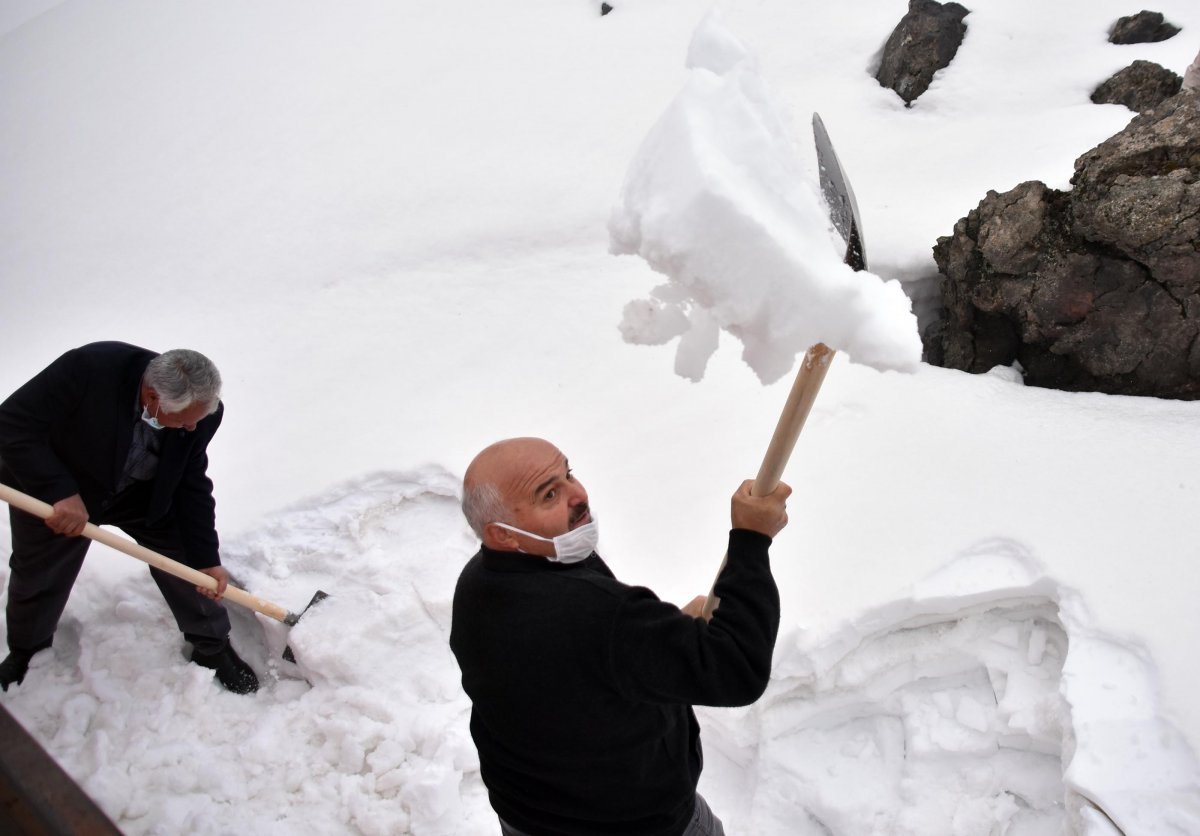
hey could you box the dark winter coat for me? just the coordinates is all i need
[0,341,223,569]
[449,529,780,836]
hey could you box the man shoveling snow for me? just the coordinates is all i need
[0,343,258,694]
[450,437,790,835]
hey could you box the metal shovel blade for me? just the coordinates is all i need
[812,112,867,272]
[282,590,330,663]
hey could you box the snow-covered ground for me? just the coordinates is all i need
[2,1,1199,833]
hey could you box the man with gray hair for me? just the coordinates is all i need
[0,341,257,693]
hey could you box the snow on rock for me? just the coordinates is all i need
[608,11,922,383]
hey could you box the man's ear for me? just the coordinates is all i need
[483,522,520,551]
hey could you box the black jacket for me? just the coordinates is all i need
[449,529,779,836]
[0,341,223,569]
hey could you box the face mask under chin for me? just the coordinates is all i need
[493,519,599,563]
[141,405,165,431]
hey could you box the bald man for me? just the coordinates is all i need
[450,437,789,836]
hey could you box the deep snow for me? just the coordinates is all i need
[2,0,1200,833]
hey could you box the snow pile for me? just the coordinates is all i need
[6,487,1196,834]
[0,471,493,835]
[220,469,491,834]
[609,12,921,383]
[704,539,1200,835]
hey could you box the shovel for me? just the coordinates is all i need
[0,483,326,662]
[703,112,866,618]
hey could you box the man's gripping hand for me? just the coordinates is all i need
[730,480,791,539]
[45,494,89,536]
[197,566,230,601]
[680,595,710,621]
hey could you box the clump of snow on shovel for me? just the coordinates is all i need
[609,12,921,383]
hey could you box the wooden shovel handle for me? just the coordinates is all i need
[702,343,836,618]
[0,483,290,623]
[753,343,836,495]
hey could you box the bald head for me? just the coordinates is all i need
[462,437,557,538]
[461,437,591,552]
[465,437,559,494]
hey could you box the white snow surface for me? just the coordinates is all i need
[2,0,1200,834]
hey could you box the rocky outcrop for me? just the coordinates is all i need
[1108,11,1181,45]
[928,92,1200,399]
[875,0,969,105]
[1091,60,1182,112]
[1072,93,1200,289]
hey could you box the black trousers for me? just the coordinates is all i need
[5,480,231,656]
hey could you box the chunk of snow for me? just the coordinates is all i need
[609,11,921,383]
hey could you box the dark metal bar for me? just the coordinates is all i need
[0,701,122,835]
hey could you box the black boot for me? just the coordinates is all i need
[191,642,259,694]
[0,650,35,691]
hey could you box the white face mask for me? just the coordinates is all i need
[140,405,164,431]
[493,518,599,564]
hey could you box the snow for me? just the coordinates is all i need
[1,0,1199,833]
[609,10,921,382]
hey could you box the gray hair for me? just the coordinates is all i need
[461,482,510,539]
[145,349,222,414]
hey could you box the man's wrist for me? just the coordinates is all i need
[729,528,773,548]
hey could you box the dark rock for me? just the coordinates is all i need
[875,0,969,105]
[1091,60,1182,112]
[601,2,613,15]
[1072,93,1200,291]
[929,92,1200,399]
[1108,11,1181,44]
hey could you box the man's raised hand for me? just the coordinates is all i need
[730,480,791,539]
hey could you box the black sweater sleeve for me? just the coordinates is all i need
[607,528,780,707]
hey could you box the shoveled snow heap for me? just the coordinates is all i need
[608,12,921,383]
[5,474,1197,835]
